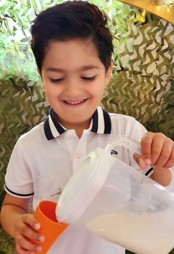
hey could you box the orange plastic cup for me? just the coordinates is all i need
[34,200,68,254]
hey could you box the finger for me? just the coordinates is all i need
[23,214,41,231]
[22,225,45,243]
[141,133,153,165]
[16,236,41,253]
[151,134,166,165]
[16,247,36,254]
[152,138,173,167]
[163,141,174,168]
[16,246,35,254]
[133,153,147,170]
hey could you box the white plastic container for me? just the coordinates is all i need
[56,136,174,254]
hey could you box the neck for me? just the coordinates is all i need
[60,120,91,138]
[54,114,91,138]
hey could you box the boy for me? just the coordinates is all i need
[1,1,174,254]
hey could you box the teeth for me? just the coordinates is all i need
[65,100,84,105]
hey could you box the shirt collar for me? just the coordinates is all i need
[43,106,111,140]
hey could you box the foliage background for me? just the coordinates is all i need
[0,0,174,253]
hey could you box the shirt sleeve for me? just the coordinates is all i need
[4,137,34,198]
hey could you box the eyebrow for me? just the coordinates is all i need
[46,65,100,73]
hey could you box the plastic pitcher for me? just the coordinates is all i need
[56,135,174,254]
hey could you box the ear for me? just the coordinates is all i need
[105,62,113,87]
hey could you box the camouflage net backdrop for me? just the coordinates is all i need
[0,77,49,204]
[0,3,174,206]
[102,8,174,139]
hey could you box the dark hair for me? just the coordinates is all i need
[31,1,113,72]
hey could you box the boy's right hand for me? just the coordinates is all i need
[14,213,45,254]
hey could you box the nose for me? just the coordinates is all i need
[65,77,81,96]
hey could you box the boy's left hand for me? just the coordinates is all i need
[135,132,174,170]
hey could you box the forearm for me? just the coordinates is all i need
[151,167,172,187]
[1,204,28,237]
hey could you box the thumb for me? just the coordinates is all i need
[133,152,148,171]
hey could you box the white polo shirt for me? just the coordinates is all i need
[5,106,171,254]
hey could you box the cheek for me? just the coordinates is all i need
[44,83,59,95]
[44,88,59,104]
[45,91,59,107]
[90,85,105,100]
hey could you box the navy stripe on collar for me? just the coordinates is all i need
[50,108,65,135]
[44,107,111,140]
[44,117,54,140]
[90,109,98,133]
[44,108,66,140]
[91,107,111,134]
[103,109,112,134]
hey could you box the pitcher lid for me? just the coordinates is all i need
[56,147,115,224]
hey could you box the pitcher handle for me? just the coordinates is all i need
[105,135,141,154]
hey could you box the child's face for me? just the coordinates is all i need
[40,38,112,131]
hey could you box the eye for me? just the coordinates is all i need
[81,76,96,81]
[49,78,64,83]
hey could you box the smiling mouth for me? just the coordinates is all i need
[64,99,87,105]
